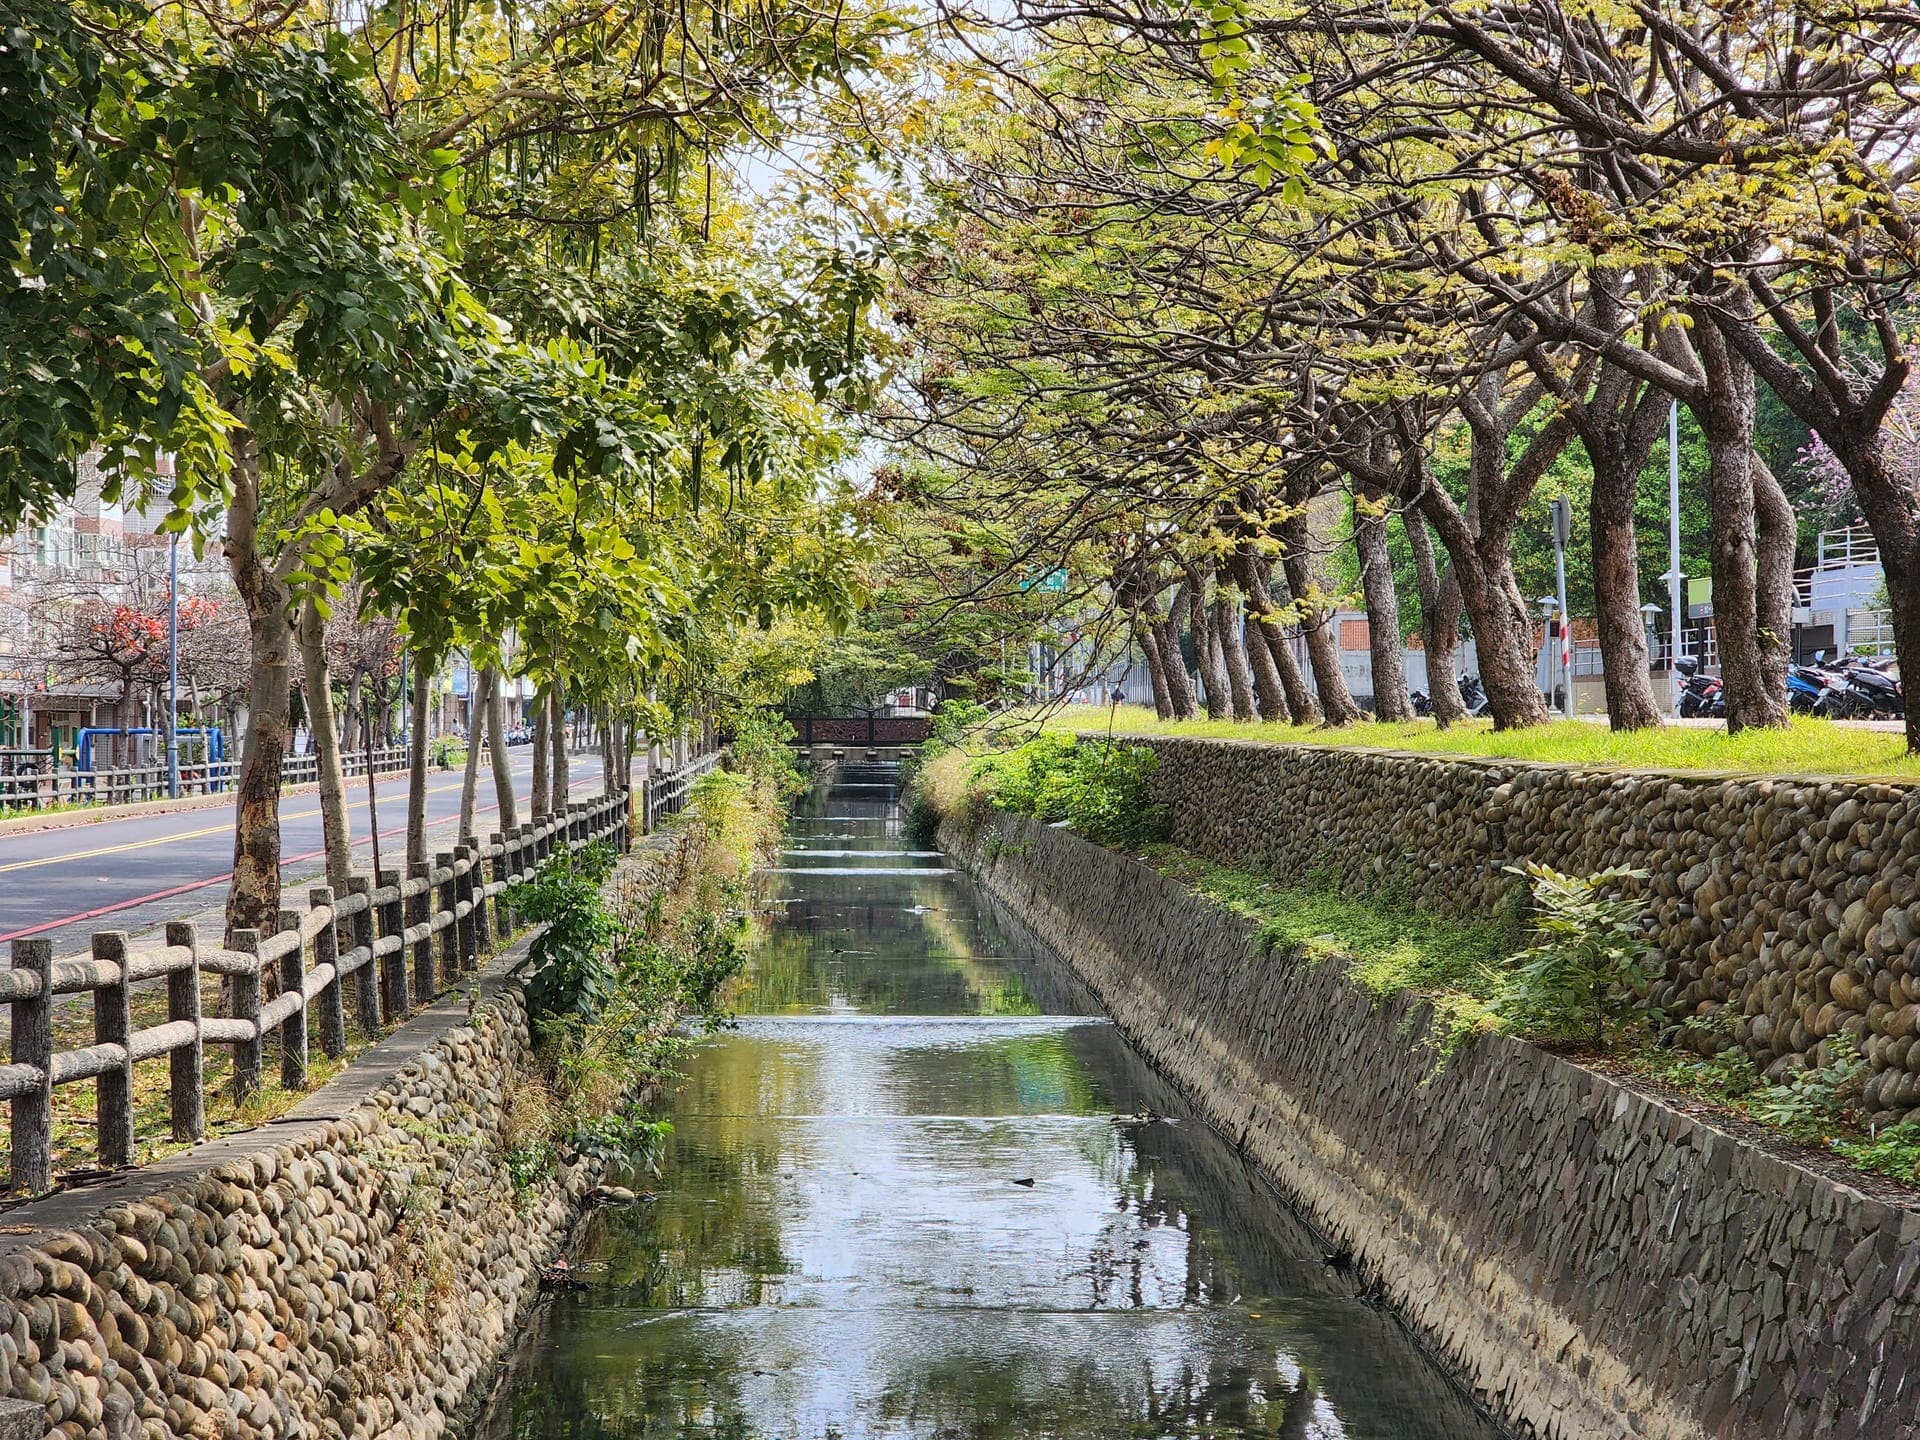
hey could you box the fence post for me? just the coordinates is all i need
[489,833,512,939]
[165,922,204,1143]
[94,932,134,1169]
[10,939,53,1193]
[453,845,478,970]
[377,870,409,1020]
[348,876,380,1037]
[309,889,347,1059]
[277,910,308,1090]
[231,929,262,1102]
[435,851,458,984]
[408,861,434,1002]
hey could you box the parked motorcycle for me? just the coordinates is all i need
[1787,663,1838,715]
[1411,675,1492,719]
[1674,656,1726,719]
[1812,655,1904,720]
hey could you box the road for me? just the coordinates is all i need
[0,750,607,957]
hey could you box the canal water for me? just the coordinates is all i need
[476,768,1504,1439]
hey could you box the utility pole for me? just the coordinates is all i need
[167,533,180,798]
[1667,400,1685,715]
[1551,497,1571,718]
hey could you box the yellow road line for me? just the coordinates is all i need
[0,775,476,876]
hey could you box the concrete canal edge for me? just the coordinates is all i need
[946,814,1919,1440]
[0,839,683,1440]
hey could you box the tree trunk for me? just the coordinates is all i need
[1155,585,1199,719]
[530,687,551,816]
[1185,576,1230,718]
[1215,595,1257,721]
[486,667,517,830]
[1238,595,1291,723]
[1237,553,1318,723]
[1403,507,1466,726]
[406,657,432,867]
[224,433,294,943]
[549,679,570,807]
[1753,450,1798,707]
[295,595,354,890]
[1590,449,1664,730]
[1414,499,1547,730]
[457,668,488,841]
[1460,542,1547,730]
[1691,321,1790,730]
[1353,488,1412,720]
[1276,522,1361,724]
[1139,624,1173,719]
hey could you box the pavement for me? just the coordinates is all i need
[0,750,609,960]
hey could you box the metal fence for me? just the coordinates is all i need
[0,745,413,812]
[1,788,631,1194]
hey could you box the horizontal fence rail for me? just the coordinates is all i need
[4,788,632,1195]
[0,745,414,813]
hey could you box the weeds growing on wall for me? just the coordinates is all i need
[501,719,792,1195]
[1153,846,1920,1190]
[1491,864,1657,1052]
[927,733,1167,849]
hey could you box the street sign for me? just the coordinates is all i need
[1019,569,1069,594]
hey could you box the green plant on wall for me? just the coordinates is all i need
[1494,863,1654,1051]
[507,841,621,1038]
[967,735,1167,849]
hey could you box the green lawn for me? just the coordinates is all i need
[1046,706,1920,780]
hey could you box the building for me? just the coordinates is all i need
[0,458,175,761]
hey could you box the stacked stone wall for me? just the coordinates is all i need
[951,812,1920,1440]
[0,979,588,1440]
[1126,736,1920,1118]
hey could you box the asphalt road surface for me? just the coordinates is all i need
[0,749,606,958]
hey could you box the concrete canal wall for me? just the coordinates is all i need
[948,812,1919,1440]
[1124,735,1920,1120]
[0,945,589,1440]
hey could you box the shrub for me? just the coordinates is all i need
[507,842,620,1039]
[926,698,990,754]
[728,709,808,801]
[969,735,1167,849]
[1492,863,1654,1050]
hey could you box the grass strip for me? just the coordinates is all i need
[1047,707,1920,780]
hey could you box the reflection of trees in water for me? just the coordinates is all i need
[737,881,1039,1017]
[489,1321,755,1440]
[1061,1027,1498,1438]
[859,1344,1330,1439]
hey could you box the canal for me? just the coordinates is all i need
[477,767,1504,1438]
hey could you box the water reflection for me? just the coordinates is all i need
[477,767,1503,1440]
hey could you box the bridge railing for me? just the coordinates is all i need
[0,745,414,813]
[2,788,630,1194]
[786,716,932,747]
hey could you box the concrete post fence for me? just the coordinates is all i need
[1,788,630,1195]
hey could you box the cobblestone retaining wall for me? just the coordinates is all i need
[1127,736,1920,1118]
[949,812,1920,1440]
[0,972,588,1440]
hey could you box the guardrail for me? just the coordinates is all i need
[2,788,630,1194]
[0,745,414,812]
